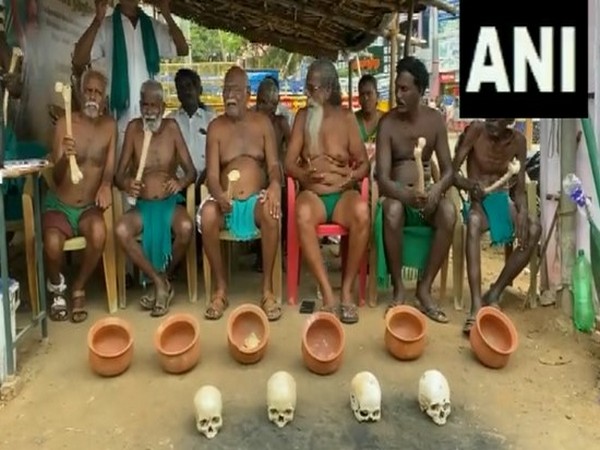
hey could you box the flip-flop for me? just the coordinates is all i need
[463,315,476,336]
[261,294,282,321]
[417,303,449,324]
[205,294,228,320]
[71,290,88,323]
[151,281,174,318]
[139,293,155,310]
[340,303,359,324]
[319,304,339,315]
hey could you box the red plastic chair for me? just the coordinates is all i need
[286,176,369,306]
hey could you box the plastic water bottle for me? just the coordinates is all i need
[563,174,600,227]
[572,249,596,333]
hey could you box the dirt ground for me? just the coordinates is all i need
[1,239,600,450]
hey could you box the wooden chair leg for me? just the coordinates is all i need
[22,192,39,315]
[102,207,118,313]
[526,181,539,308]
[186,231,198,303]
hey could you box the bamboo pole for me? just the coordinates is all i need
[559,118,578,316]
[403,0,415,58]
[388,13,398,108]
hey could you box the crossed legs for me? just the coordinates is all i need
[115,205,193,317]
[295,190,370,324]
[201,198,280,320]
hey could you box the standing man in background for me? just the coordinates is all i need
[72,0,189,156]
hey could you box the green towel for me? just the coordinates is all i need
[462,191,514,246]
[111,5,160,118]
[136,194,183,274]
[373,201,435,289]
[225,194,260,241]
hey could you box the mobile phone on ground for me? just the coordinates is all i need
[299,299,316,314]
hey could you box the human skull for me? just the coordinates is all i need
[418,370,451,426]
[193,385,223,439]
[267,371,297,428]
[350,371,381,423]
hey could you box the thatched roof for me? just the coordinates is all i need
[170,1,457,60]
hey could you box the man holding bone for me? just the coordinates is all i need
[453,119,541,334]
[115,80,196,317]
[374,57,455,323]
[198,66,282,321]
[284,59,371,324]
[43,70,116,323]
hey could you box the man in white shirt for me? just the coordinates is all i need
[167,68,215,188]
[72,0,188,156]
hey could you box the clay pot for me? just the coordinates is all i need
[227,304,270,365]
[154,313,201,374]
[470,306,518,369]
[87,317,134,377]
[301,312,345,375]
[384,305,427,361]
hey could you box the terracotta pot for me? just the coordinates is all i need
[87,317,134,377]
[301,312,345,375]
[470,306,519,369]
[227,304,270,365]
[384,305,427,361]
[154,313,201,374]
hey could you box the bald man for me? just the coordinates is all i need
[115,79,197,317]
[198,66,282,321]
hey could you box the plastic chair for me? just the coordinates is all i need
[113,184,198,307]
[286,177,369,306]
[199,185,283,307]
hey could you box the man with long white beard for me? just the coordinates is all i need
[115,80,196,317]
[43,69,116,323]
[284,59,370,324]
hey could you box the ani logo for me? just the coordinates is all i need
[459,0,588,119]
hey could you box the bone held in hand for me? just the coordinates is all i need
[3,47,23,125]
[484,159,521,194]
[55,82,84,184]
[135,129,153,182]
[226,169,241,201]
[413,137,427,193]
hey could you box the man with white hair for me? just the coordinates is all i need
[114,80,196,317]
[43,69,116,323]
[284,59,371,324]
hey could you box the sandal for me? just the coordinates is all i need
[50,294,69,321]
[139,293,155,310]
[261,293,282,321]
[463,315,476,336]
[417,303,449,324]
[71,290,88,323]
[340,303,359,324]
[205,293,228,320]
[319,304,339,315]
[150,280,174,317]
[384,300,404,317]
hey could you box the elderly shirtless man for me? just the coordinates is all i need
[284,59,370,324]
[198,66,281,321]
[375,57,455,323]
[43,69,115,323]
[454,119,541,335]
[115,80,196,317]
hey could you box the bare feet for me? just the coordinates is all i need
[415,283,448,324]
[482,286,502,308]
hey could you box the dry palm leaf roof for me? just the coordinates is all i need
[170,0,457,60]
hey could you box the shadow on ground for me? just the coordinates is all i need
[178,393,509,450]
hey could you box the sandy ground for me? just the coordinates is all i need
[1,239,600,450]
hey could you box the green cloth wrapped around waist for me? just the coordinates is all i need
[225,194,260,241]
[44,191,94,236]
[373,200,434,289]
[136,194,184,272]
[462,191,513,246]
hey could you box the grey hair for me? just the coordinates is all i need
[258,77,279,100]
[307,58,342,106]
[140,79,164,100]
[80,68,108,93]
